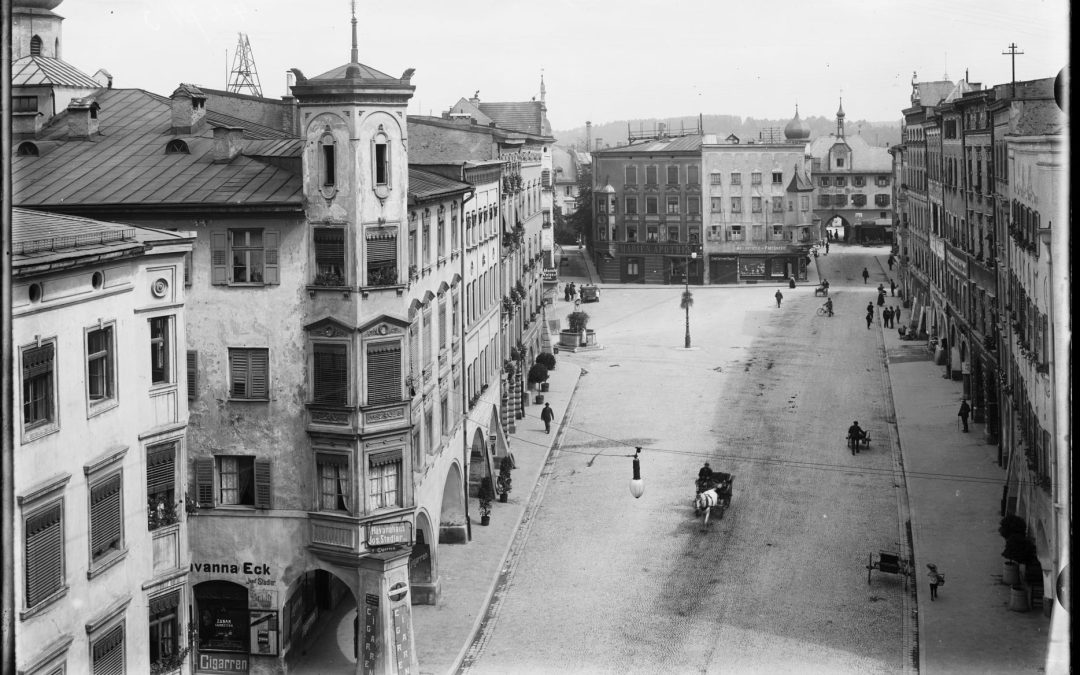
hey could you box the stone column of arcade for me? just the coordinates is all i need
[357,550,418,674]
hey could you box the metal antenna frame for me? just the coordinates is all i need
[227,33,263,98]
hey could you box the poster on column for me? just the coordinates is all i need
[392,606,413,674]
[362,594,379,675]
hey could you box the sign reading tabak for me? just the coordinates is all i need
[367,521,412,548]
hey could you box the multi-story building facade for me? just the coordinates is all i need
[12,208,194,675]
[701,116,816,283]
[12,7,560,670]
[590,129,705,283]
[806,100,896,244]
[894,74,1067,633]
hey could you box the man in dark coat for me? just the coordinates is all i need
[958,400,971,432]
[862,267,870,284]
[541,402,556,433]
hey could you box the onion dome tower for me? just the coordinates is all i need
[784,105,811,141]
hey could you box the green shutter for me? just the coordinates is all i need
[254,459,272,509]
[210,232,228,285]
[263,230,279,284]
[195,457,214,507]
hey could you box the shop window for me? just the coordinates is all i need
[149,316,172,385]
[313,228,345,286]
[317,453,350,512]
[89,473,123,565]
[149,591,181,665]
[196,581,250,653]
[147,443,178,531]
[24,501,65,609]
[211,229,279,285]
[366,342,401,404]
[229,348,269,400]
[369,451,402,510]
[22,340,57,434]
[312,343,348,406]
[91,623,124,675]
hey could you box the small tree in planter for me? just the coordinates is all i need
[568,310,590,333]
[536,352,556,371]
[478,477,495,525]
[497,456,513,502]
[527,363,549,390]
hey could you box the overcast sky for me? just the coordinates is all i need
[58,0,1069,132]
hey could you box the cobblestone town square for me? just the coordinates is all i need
[465,247,912,674]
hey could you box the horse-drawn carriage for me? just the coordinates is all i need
[694,471,734,529]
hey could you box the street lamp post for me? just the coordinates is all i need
[681,247,697,348]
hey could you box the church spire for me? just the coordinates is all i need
[836,95,846,138]
[540,69,546,103]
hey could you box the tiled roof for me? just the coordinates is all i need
[11,88,303,210]
[12,207,190,271]
[311,62,395,81]
[595,135,703,154]
[12,56,101,88]
[804,134,893,171]
[477,101,546,136]
[447,98,494,126]
[409,168,472,202]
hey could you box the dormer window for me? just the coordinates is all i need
[30,35,43,56]
[165,139,190,154]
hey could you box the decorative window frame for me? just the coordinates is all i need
[20,337,60,444]
[85,320,119,418]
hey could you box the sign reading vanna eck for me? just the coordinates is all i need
[198,651,249,674]
[191,561,272,576]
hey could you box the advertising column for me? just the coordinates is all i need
[358,549,417,675]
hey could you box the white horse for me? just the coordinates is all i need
[694,488,725,528]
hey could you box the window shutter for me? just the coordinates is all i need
[367,343,401,404]
[195,457,214,507]
[25,503,63,607]
[90,475,122,557]
[187,350,198,400]
[230,349,248,398]
[210,232,228,285]
[313,345,348,405]
[147,444,176,495]
[250,350,269,399]
[263,230,280,284]
[92,624,124,675]
[254,459,272,509]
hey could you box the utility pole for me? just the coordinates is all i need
[1002,42,1024,97]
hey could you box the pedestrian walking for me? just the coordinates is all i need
[866,311,873,329]
[568,282,576,301]
[866,302,874,316]
[883,307,892,328]
[888,254,895,270]
[958,399,971,432]
[927,563,944,600]
[775,289,783,308]
[890,278,896,296]
[540,402,555,433]
[825,240,830,254]
[862,267,870,284]
[564,283,571,302]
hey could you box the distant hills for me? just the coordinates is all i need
[554,114,901,150]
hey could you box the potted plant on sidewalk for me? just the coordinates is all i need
[478,477,495,526]
[998,515,1028,586]
[497,456,513,503]
[528,363,549,391]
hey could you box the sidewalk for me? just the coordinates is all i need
[881,320,1050,673]
[411,295,584,675]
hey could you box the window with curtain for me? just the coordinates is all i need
[368,452,401,510]
[317,453,350,512]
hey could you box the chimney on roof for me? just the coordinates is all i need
[170,84,207,134]
[470,90,480,105]
[67,98,100,139]
[585,121,591,152]
[213,126,244,163]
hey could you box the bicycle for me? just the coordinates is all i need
[816,305,834,317]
